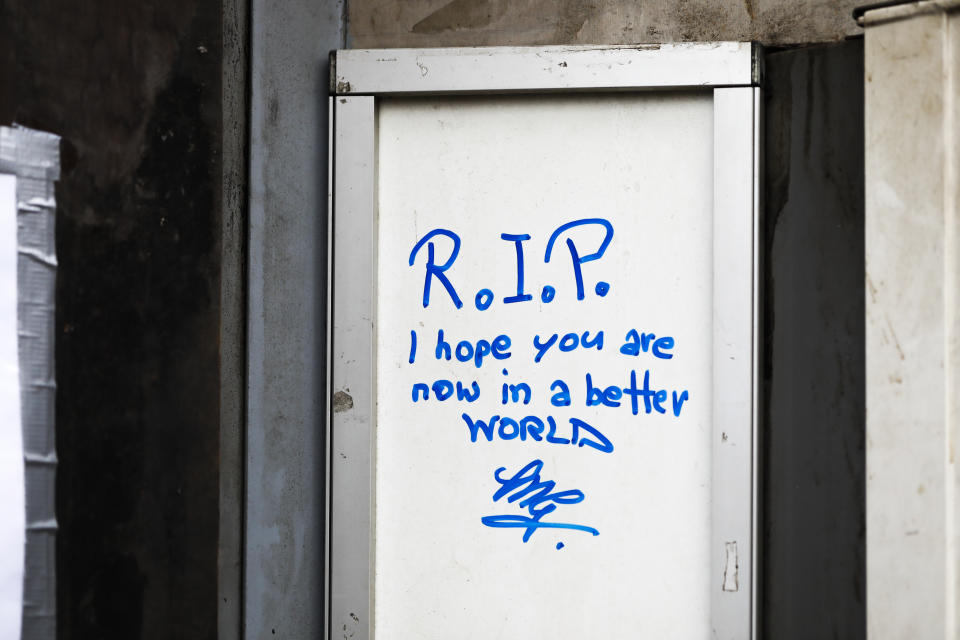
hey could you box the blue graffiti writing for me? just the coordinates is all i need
[409,218,615,309]
[461,413,613,453]
[435,329,512,369]
[532,330,604,363]
[619,329,675,359]
[481,459,599,543]
[408,229,463,309]
[543,218,614,301]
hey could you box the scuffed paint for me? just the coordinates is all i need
[332,390,354,413]
[723,541,739,592]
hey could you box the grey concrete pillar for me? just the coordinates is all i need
[863,1,960,637]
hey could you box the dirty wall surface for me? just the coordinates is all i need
[0,2,223,638]
[348,0,861,48]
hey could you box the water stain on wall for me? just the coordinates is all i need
[350,0,861,48]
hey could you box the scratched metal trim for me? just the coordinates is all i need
[0,124,61,640]
[329,96,376,640]
[332,43,759,96]
[710,87,760,639]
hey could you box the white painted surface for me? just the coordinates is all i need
[864,3,960,638]
[334,43,754,95]
[0,174,23,640]
[375,94,715,639]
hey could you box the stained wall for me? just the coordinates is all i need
[348,0,861,48]
[0,2,231,638]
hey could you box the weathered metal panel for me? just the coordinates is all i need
[333,43,755,94]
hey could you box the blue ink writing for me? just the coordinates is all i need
[544,218,614,301]
[619,329,675,359]
[501,381,531,405]
[533,330,604,362]
[412,379,480,403]
[481,459,599,543]
[435,330,511,369]
[586,373,623,408]
[409,229,462,309]
[410,218,615,309]
[462,413,613,452]
[475,288,494,311]
[550,379,571,406]
[501,233,533,304]
[533,333,557,363]
[619,369,689,417]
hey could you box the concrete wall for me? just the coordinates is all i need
[245,1,343,639]
[348,0,862,48]
[864,4,960,637]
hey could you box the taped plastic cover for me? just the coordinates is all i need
[0,125,60,640]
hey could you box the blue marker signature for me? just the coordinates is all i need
[481,459,599,543]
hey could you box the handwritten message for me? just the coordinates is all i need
[404,218,692,548]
